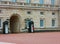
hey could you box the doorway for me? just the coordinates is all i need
[10,15,20,33]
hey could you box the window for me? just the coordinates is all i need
[40,19,44,27]
[4,2,7,4]
[39,0,44,4]
[20,3,23,5]
[0,10,2,13]
[0,19,1,27]
[52,12,55,15]
[51,0,55,5]
[12,0,16,2]
[40,12,44,15]
[25,18,31,29]
[27,11,31,14]
[26,0,30,3]
[24,3,29,5]
[52,19,55,26]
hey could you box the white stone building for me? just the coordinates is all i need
[0,0,60,33]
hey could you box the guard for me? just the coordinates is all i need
[3,21,9,34]
[28,20,34,33]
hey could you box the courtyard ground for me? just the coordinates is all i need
[0,32,60,44]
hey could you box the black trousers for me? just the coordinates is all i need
[28,28,31,33]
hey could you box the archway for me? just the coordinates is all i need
[10,15,20,33]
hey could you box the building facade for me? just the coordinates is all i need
[0,0,60,33]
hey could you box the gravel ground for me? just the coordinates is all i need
[0,32,60,44]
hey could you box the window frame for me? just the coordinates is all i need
[51,0,55,5]
[39,0,44,4]
[26,0,30,3]
[40,19,44,28]
[0,10,2,13]
[25,18,31,29]
[27,11,31,14]
[0,19,1,27]
[52,12,55,15]
[12,0,16,2]
[52,19,55,27]
[40,12,44,15]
